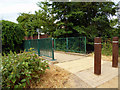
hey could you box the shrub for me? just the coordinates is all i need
[102,39,120,56]
[2,20,25,54]
[102,40,112,56]
[2,48,49,88]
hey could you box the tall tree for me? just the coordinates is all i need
[39,2,116,39]
[17,13,37,38]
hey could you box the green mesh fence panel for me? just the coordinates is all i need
[54,38,67,51]
[24,40,30,51]
[30,39,38,54]
[39,38,53,58]
[54,37,86,53]
[24,40,38,52]
[24,38,54,60]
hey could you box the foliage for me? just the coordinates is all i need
[41,2,116,38]
[102,38,120,56]
[17,3,54,37]
[2,48,49,88]
[37,2,118,52]
[16,2,119,52]
[2,20,25,54]
[17,13,37,37]
[102,39,112,56]
[17,2,118,37]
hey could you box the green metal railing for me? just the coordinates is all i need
[24,37,86,60]
[54,37,86,53]
[24,38,55,60]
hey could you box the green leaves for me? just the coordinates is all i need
[17,3,53,37]
[73,26,86,34]
[2,20,25,54]
[36,2,117,40]
[21,79,26,82]
[2,49,50,88]
[12,78,16,84]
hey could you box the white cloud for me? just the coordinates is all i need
[0,0,44,23]
[111,0,120,4]
[1,13,19,23]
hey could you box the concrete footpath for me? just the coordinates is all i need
[54,52,119,88]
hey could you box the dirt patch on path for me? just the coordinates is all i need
[30,65,90,88]
[30,65,71,88]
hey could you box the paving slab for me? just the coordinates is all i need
[54,52,119,88]
[75,62,118,88]
[54,52,86,63]
[55,56,108,74]
[97,76,118,88]
[68,74,92,88]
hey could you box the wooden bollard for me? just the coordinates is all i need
[94,37,101,75]
[112,37,119,67]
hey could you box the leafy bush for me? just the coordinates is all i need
[102,39,120,56]
[2,20,25,54]
[102,39,112,56]
[2,49,49,88]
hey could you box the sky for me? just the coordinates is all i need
[0,0,120,23]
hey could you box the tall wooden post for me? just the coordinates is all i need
[94,37,101,75]
[112,37,119,67]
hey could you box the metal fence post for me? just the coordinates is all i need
[112,37,119,67]
[54,39,56,50]
[94,37,101,75]
[52,38,55,60]
[84,37,86,54]
[25,41,28,52]
[29,40,31,51]
[79,37,81,52]
[38,39,40,56]
[66,37,68,52]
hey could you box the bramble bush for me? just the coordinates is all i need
[2,48,49,88]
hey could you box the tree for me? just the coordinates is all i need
[38,2,116,39]
[17,3,54,38]
[2,20,25,54]
[17,2,117,40]
[17,13,37,38]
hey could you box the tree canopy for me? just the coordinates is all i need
[48,2,117,38]
[17,2,119,42]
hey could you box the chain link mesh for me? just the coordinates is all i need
[54,37,86,53]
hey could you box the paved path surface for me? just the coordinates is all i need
[76,62,118,88]
[54,52,118,88]
[54,52,85,63]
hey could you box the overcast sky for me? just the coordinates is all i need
[0,0,119,23]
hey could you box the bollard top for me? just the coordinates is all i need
[94,37,101,43]
[113,37,119,41]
